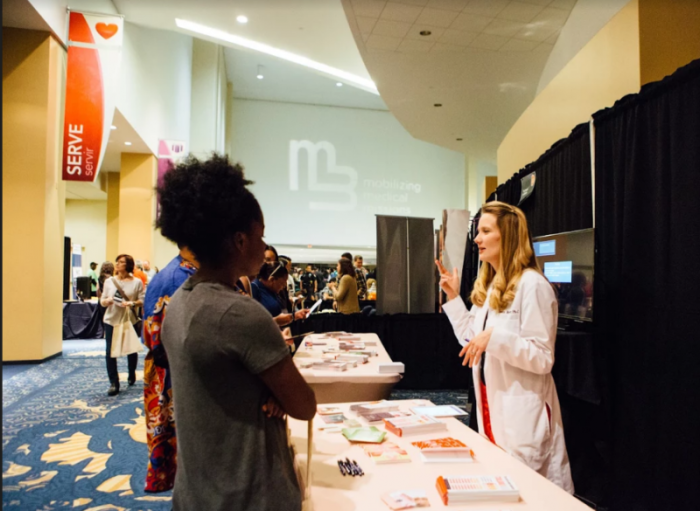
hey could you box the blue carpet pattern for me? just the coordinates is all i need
[3,341,468,510]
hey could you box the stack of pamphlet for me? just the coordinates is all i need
[384,415,447,437]
[356,401,402,415]
[337,353,369,364]
[362,442,411,464]
[360,411,413,424]
[410,405,468,418]
[410,437,474,463]
[311,361,348,371]
[435,475,519,504]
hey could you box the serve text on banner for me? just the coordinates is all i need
[62,11,124,182]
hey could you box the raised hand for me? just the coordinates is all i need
[435,259,460,301]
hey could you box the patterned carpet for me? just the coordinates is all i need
[2,340,469,510]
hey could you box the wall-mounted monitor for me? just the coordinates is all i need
[532,228,594,328]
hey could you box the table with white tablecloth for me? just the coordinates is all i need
[293,333,402,404]
[288,399,589,511]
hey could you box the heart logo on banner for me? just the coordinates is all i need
[95,23,118,39]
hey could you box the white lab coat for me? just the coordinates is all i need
[443,269,574,494]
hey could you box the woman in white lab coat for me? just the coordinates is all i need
[437,201,574,493]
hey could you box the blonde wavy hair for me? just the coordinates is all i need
[470,201,542,313]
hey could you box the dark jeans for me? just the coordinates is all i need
[104,323,137,385]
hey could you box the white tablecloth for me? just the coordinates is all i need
[288,399,589,510]
[293,333,402,403]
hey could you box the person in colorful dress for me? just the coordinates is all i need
[142,246,198,492]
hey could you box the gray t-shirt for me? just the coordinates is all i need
[162,278,301,511]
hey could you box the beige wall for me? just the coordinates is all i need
[65,200,108,273]
[152,231,179,274]
[106,172,120,261]
[3,28,65,361]
[190,39,227,159]
[639,0,700,85]
[117,153,156,262]
[497,0,641,183]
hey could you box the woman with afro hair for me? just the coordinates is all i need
[156,154,316,511]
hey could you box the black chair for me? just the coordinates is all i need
[361,305,375,317]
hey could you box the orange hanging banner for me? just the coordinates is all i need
[62,11,123,182]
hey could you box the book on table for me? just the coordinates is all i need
[362,442,411,464]
[410,405,468,418]
[360,411,414,424]
[317,405,343,416]
[381,489,431,509]
[384,415,447,437]
[435,475,519,504]
[320,413,346,424]
[355,401,401,414]
[410,437,474,463]
[311,361,348,371]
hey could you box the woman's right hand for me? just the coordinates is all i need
[436,260,460,302]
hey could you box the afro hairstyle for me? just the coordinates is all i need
[156,153,262,266]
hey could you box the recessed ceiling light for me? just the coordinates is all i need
[124,141,132,146]
[236,15,248,24]
[256,64,264,79]
[434,103,442,107]
[336,82,343,87]
[420,30,432,36]
[175,18,378,94]
[110,125,117,130]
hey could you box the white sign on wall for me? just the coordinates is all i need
[289,140,425,216]
[231,100,464,248]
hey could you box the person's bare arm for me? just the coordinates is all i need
[258,356,316,420]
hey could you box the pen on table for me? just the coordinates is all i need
[341,459,355,476]
[344,457,358,476]
[337,460,346,476]
[352,459,364,476]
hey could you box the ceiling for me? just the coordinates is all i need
[114,0,373,83]
[342,0,578,160]
[8,0,631,180]
[225,45,387,110]
[101,108,152,173]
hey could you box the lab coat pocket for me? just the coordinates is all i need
[502,394,550,471]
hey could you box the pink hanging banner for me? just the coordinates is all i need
[62,11,123,182]
[157,140,188,215]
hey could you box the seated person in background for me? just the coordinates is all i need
[333,258,361,314]
[251,261,308,327]
[157,154,317,511]
[321,277,337,301]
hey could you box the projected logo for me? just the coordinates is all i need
[289,140,358,211]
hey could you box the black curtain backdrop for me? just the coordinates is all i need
[593,59,700,511]
[461,122,593,299]
[518,122,593,237]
